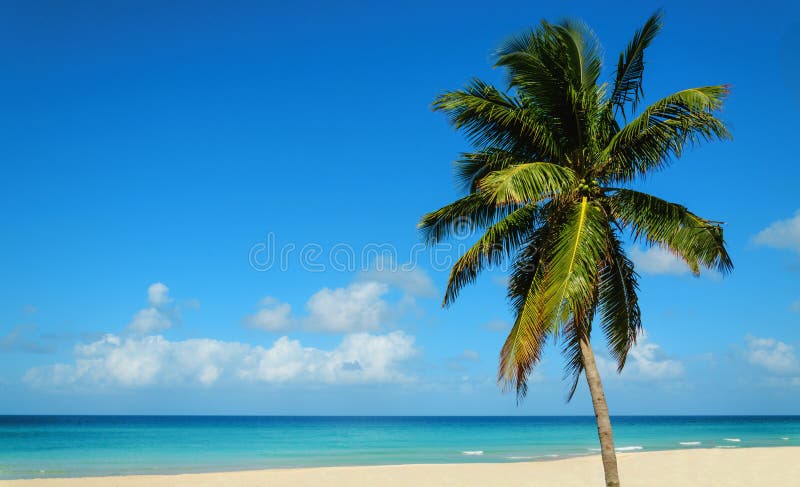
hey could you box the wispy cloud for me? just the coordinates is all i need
[629,246,690,276]
[0,325,54,354]
[21,305,38,315]
[359,261,436,298]
[743,335,799,375]
[483,319,511,332]
[447,349,481,371]
[753,210,800,253]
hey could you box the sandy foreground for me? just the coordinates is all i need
[2,447,798,487]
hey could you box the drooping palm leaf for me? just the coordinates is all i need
[597,222,642,371]
[499,226,552,400]
[536,197,607,330]
[418,191,517,245]
[500,198,607,399]
[561,313,592,401]
[499,279,551,400]
[608,189,733,275]
[444,205,539,306]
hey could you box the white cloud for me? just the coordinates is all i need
[629,246,690,276]
[461,349,480,361]
[147,283,172,307]
[127,308,172,335]
[360,264,436,298]
[599,334,684,381]
[126,283,177,335]
[446,349,482,371]
[626,337,685,380]
[304,281,390,333]
[483,319,511,332]
[246,269,433,334]
[244,297,293,332]
[744,335,799,375]
[24,331,417,389]
[753,210,800,253]
[0,325,53,354]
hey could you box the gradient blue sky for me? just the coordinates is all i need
[1,0,799,415]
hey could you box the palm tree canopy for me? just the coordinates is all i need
[419,11,732,400]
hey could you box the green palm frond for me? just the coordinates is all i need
[506,217,556,317]
[557,19,603,93]
[499,213,559,399]
[609,189,733,275]
[432,79,561,159]
[598,224,641,371]
[496,20,602,154]
[561,315,592,401]
[444,205,539,306]
[500,197,606,399]
[478,162,577,205]
[536,198,607,330]
[609,11,663,117]
[418,191,518,245]
[602,86,731,182]
[454,149,528,193]
[499,290,551,401]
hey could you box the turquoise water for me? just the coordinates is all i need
[0,416,798,479]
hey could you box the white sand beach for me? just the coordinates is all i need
[3,447,798,487]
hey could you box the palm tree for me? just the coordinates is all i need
[419,12,732,487]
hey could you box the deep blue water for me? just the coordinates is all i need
[0,416,798,479]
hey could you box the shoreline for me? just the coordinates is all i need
[2,447,798,486]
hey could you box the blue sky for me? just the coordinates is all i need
[1,0,799,415]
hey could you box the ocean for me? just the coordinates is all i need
[0,416,797,479]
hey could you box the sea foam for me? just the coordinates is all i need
[588,446,643,453]
[461,450,484,456]
[723,438,741,442]
[679,441,701,445]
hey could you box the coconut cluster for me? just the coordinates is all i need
[577,179,600,195]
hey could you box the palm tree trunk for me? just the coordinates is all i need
[580,336,620,487]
